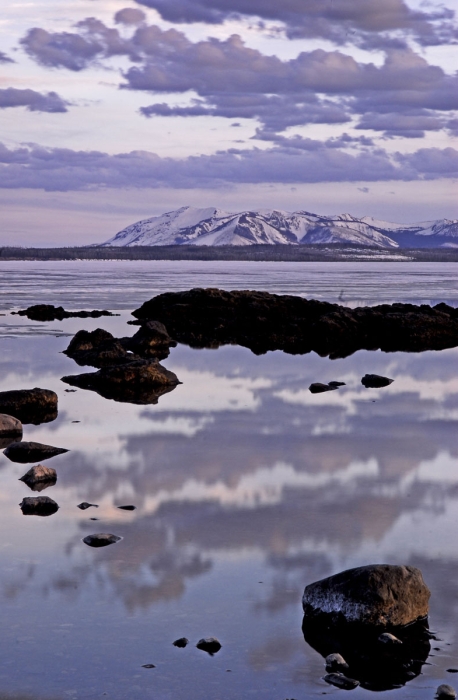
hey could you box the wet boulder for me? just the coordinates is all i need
[61,359,180,405]
[196,638,222,655]
[20,496,59,516]
[64,329,138,368]
[19,465,57,491]
[121,320,177,360]
[361,374,394,388]
[4,441,68,464]
[83,533,121,548]
[0,388,58,424]
[302,564,430,627]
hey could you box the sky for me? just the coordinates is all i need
[1,0,457,245]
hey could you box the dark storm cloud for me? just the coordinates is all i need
[0,88,69,113]
[132,0,457,46]
[0,140,457,191]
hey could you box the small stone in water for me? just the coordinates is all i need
[83,533,121,548]
[436,685,457,699]
[447,670,458,674]
[77,502,98,510]
[328,381,346,387]
[324,672,360,690]
[20,496,59,516]
[65,389,77,392]
[173,637,189,648]
[309,383,337,394]
[325,653,349,672]
[117,505,136,511]
[142,664,156,669]
[361,374,394,388]
[196,638,222,655]
[378,632,403,645]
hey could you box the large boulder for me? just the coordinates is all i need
[61,359,180,405]
[0,388,57,424]
[302,564,430,627]
[4,441,68,463]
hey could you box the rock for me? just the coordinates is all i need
[309,383,337,394]
[77,502,98,510]
[122,320,177,360]
[4,441,68,463]
[61,359,180,405]
[379,632,402,645]
[64,329,138,368]
[14,304,117,321]
[131,288,458,358]
[0,388,57,424]
[83,533,121,548]
[173,637,189,648]
[0,435,22,450]
[0,413,22,436]
[117,505,136,511]
[302,564,430,627]
[361,374,394,388]
[141,664,156,669]
[436,685,457,699]
[19,465,57,490]
[324,672,360,690]
[20,496,59,516]
[328,381,346,387]
[196,638,222,655]
[325,653,349,672]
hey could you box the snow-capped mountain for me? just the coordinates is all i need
[101,206,458,248]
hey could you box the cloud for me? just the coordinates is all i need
[0,140,456,192]
[114,8,147,25]
[0,51,14,64]
[0,88,69,113]
[132,0,458,47]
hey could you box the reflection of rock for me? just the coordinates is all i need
[14,304,116,321]
[196,638,222,655]
[132,288,458,357]
[0,413,22,437]
[324,672,359,690]
[302,565,430,627]
[19,465,57,490]
[361,374,394,388]
[302,612,431,691]
[0,388,57,425]
[61,359,180,405]
[83,533,121,548]
[4,441,68,464]
[20,496,59,516]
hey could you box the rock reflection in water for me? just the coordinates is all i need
[302,613,431,691]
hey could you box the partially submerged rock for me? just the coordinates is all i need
[361,374,394,388]
[0,388,57,424]
[325,653,349,673]
[122,320,177,360]
[14,304,117,321]
[19,465,57,491]
[117,505,136,511]
[0,413,22,437]
[379,632,402,645]
[61,359,180,405]
[64,329,137,368]
[309,383,338,394]
[324,672,359,690]
[437,685,457,699]
[132,288,458,358]
[77,502,98,510]
[173,637,189,648]
[4,441,68,464]
[20,496,59,516]
[196,638,222,655]
[83,533,121,548]
[302,564,430,627]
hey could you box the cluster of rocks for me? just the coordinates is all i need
[309,374,394,393]
[13,304,118,321]
[132,288,458,358]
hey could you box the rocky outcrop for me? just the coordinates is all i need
[61,359,180,405]
[83,533,121,547]
[0,388,58,424]
[132,288,458,358]
[14,304,117,321]
[302,564,430,627]
[19,496,59,516]
[19,465,57,491]
[4,441,68,463]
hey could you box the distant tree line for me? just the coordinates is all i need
[0,245,457,262]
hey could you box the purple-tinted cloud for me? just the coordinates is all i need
[0,88,69,113]
[0,141,456,192]
[0,51,14,64]
[114,8,147,25]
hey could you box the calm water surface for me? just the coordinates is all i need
[1,261,458,700]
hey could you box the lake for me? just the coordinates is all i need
[1,261,458,700]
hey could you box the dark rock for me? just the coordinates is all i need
[14,304,117,321]
[324,672,360,690]
[64,329,138,368]
[379,632,402,645]
[121,320,177,360]
[328,381,346,387]
[173,637,189,648]
[436,685,457,699]
[0,413,22,437]
[117,505,136,511]
[361,374,394,388]
[20,496,59,516]
[19,465,57,490]
[142,664,156,669]
[4,441,68,463]
[83,533,121,548]
[325,653,349,672]
[196,638,222,655]
[61,359,180,405]
[131,288,458,358]
[309,383,337,394]
[447,670,458,674]
[302,564,430,627]
[303,613,431,691]
[77,502,98,510]
[0,388,58,424]
[0,435,22,450]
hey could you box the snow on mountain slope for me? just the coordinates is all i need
[101,206,456,248]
